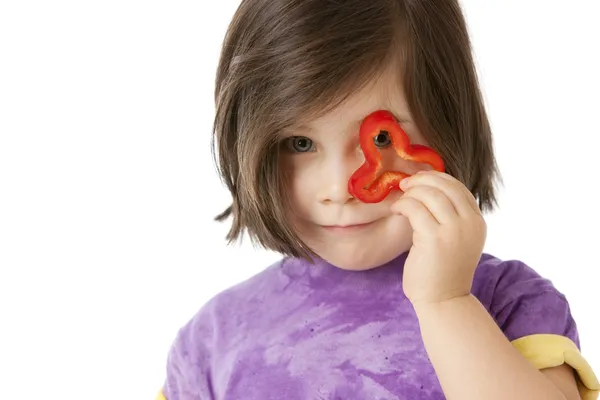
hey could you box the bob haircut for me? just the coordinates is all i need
[212,0,501,258]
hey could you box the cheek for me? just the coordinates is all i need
[384,214,413,240]
[371,214,414,258]
[281,156,320,205]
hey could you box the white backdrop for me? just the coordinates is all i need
[1,1,598,399]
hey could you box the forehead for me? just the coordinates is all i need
[295,70,414,134]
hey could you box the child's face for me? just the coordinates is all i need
[280,71,432,270]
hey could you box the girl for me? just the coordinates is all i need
[158,0,598,399]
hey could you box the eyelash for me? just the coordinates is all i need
[281,126,404,154]
[282,136,316,153]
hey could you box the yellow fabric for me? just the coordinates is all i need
[155,391,166,400]
[512,334,599,400]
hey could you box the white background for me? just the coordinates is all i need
[1,1,598,399]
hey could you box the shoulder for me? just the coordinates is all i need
[471,253,577,343]
[471,254,599,398]
[161,259,287,399]
[471,253,567,320]
[176,258,286,343]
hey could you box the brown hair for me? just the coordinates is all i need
[212,0,501,258]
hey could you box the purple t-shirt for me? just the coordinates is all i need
[161,252,581,399]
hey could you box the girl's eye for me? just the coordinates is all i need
[373,130,392,148]
[286,136,314,153]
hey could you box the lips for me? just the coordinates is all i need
[321,221,376,231]
[325,222,371,228]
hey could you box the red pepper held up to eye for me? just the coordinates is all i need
[348,110,445,203]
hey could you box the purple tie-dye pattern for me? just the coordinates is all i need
[162,252,580,400]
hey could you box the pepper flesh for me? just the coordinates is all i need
[348,110,445,203]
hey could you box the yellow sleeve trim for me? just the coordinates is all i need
[155,390,166,400]
[512,334,599,400]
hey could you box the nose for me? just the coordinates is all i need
[318,153,357,205]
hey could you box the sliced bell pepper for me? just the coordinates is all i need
[348,109,445,203]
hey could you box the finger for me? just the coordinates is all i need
[437,173,481,214]
[391,196,438,233]
[398,185,459,224]
[421,171,481,214]
[401,171,478,217]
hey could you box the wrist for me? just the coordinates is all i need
[410,292,473,315]
[409,289,472,308]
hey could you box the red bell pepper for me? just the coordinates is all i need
[348,110,445,203]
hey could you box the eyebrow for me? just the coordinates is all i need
[293,124,312,132]
[279,124,311,138]
[287,109,413,136]
[388,111,413,124]
[349,111,413,131]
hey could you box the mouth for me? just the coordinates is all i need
[321,220,377,233]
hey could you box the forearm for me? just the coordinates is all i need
[413,294,566,400]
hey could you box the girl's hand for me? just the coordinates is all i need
[390,171,486,306]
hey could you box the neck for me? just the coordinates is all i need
[280,251,409,292]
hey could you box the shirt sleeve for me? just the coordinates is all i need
[158,311,216,400]
[489,259,599,399]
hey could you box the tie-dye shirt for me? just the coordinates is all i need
[158,252,599,400]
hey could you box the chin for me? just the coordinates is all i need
[296,214,413,270]
[318,244,406,271]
